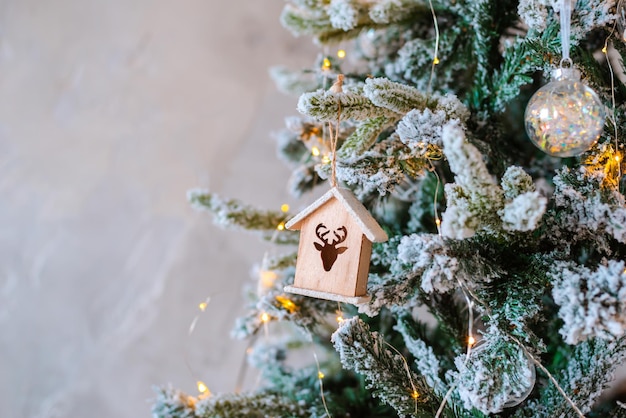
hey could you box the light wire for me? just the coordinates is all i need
[382,340,420,415]
[427,0,440,92]
[602,21,622,186]
[313,350,332,417]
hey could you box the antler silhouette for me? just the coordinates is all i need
[332,226,347,245]
[314,223,349,271]
[316,223,331,243]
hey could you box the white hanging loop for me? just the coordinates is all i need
[559,0,572,68]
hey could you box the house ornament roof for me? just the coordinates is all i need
[285,187,388,243]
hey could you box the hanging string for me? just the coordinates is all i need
[328,74,344,188]
[559,0,573,67]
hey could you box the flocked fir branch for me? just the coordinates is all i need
[187,189,298,244]
[551,259,626,345]
[336,115,397,160]
[231,265,340,340]
[331,317,443,417]
[269,65,324,96]
[439,121,547,240]
[297,84,400,122]
[152,386,198,418]
[332,133,432,198]
[280,0,434,45]
[547,166,626,254]
[193,392,309,418]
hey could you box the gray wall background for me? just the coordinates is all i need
[0,1,316,416]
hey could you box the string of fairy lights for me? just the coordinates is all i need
[183,1,625,415]
[186,296,213,399]
[595,12,624,189]
[183,10,475,414]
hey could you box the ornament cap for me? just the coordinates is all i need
[552,66,580,82]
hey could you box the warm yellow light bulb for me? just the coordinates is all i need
[281,203,290,213]
[433,57,440,65]
[602,46,608,54]
[321,155,331,164]
[259,270,278,288]
[336,315,344,323]
[411,390,420,399]
[197,381,209,394]
[311,146,320,157]
[322,57,331,70]
[276,295,298,313]
[337,49,346,58]
[198,302,207,311]
[615,154,621,162]
[318,371,325,379]
[260,312,270,323]
[468,335,476,346]
[435,218,441,226]
[277,222,285,231]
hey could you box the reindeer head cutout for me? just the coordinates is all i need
[314,223,348,271]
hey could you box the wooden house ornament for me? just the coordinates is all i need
[284,187,388,305]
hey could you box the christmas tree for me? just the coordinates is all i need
[152,0,626,416]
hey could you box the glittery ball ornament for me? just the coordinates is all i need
[524,68,606,157]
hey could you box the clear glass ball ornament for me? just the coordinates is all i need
[502,350,536,408]
[467,341,537,411]
[524,67,606,157]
